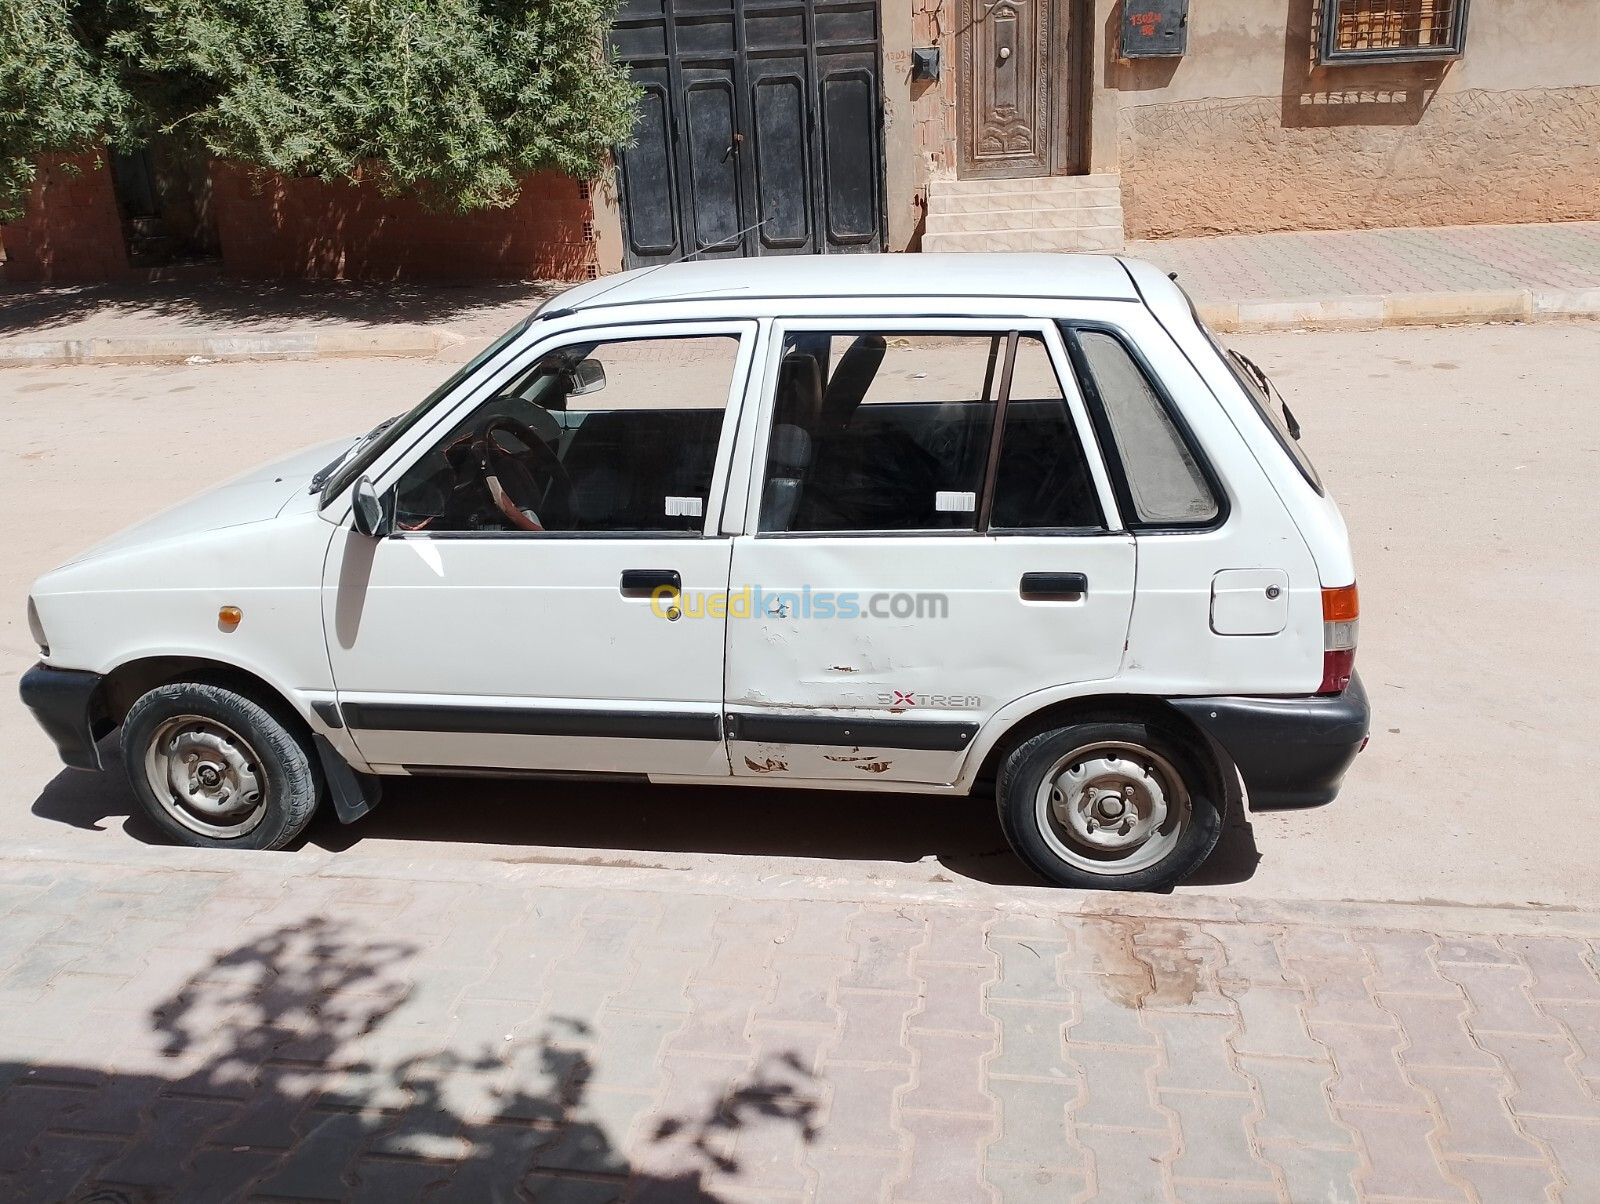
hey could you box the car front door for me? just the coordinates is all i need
[321,322,755,777]
[722,320,1136,785]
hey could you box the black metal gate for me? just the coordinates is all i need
[610,0,885,268]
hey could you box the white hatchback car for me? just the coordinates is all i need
[21,255,1368,891]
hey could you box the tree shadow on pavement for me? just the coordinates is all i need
[0,915,819,1202]
[0,279,558,340]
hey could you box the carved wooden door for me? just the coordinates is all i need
[958,0,1055,179]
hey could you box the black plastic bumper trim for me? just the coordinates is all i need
[18,663,110,772]
[1169,673,1371,809]
[726,711,978,752]
[341,702,722,742]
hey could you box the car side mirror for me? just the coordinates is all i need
[350,476,392,539]
[565,358,606,397]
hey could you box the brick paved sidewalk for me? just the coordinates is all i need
[2,851,1597,1203]
[1131,222,1600,305]
[1131,221,1600,330]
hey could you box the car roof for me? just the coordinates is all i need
[544,253,1141,315]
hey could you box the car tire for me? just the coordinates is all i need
[121,678,324,851]
[997,720,1224,891]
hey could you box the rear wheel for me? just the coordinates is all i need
[122,680,323,850]
[997,720,1224,891]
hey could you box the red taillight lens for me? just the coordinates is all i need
[1320,648,1355,694]
[1320,584,1358,693]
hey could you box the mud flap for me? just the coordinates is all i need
[312,733,383,823]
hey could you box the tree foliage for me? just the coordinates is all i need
[0,1,125,219]
[0,0,638,221]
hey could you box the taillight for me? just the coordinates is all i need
[1320,584,1358,693]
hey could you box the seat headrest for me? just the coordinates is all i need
[775,353,824,429]
[821,334,886,428]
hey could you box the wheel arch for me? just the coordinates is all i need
[102,655,308,733]
[969,693,1226,795]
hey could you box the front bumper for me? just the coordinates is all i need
[18,663,111,772]
[1170,673,1370,809]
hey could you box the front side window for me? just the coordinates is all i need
[320,316,532,505]
[1066,327,1220,527]
[393,334,738,534]
[758,330,1102,534]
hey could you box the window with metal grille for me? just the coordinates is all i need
[1318,0,1469,64]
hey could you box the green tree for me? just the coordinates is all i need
[0,1,126,220]
[0,0,637,222]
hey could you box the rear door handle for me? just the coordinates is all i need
[620,569,681,597]
[1020,572,1088,600]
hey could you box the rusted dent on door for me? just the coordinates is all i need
[743,755,789,774]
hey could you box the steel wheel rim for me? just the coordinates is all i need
[1033,740,1191,876]
[143,713,269,839]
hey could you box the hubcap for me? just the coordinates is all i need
[144,715,268,839]
[1035,741,1191,875]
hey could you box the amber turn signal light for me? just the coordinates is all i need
[218,606,243,630]
[1321,584,1359,622]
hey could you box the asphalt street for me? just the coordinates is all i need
[2,321,1596,907]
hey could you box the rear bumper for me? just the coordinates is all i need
[1169,673,1370,809]
[18,663,110,772]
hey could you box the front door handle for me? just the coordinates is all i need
[1020,572,1088,600]
[621,569,681,598]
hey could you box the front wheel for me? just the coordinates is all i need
[122,679,324,850]
[997,720,1224,891]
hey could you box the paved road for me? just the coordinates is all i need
[2,323,1598,906]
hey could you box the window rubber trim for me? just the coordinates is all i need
[1057,321,1231,534]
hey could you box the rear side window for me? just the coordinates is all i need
[1066,328,1220,526]
[757,331,1102,534]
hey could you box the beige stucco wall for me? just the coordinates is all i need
[1105,0,1600,238]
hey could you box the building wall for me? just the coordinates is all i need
[2,154,130,284]
[210,165,597,281]
[1106,0,1600,238]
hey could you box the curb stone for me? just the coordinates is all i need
[0,326,463,367]
[6,842,1599,939]
[5,288,1599,365]
[1196,288,1600,333]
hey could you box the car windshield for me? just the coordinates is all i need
[317,316,533,506]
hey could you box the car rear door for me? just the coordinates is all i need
[721,318,1136,785]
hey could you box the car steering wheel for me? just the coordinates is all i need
[471,414,574,532]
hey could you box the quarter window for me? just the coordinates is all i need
[1068,328,1219,526]
[394,335,738,534]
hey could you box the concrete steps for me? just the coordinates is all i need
[922,174,1125,254]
